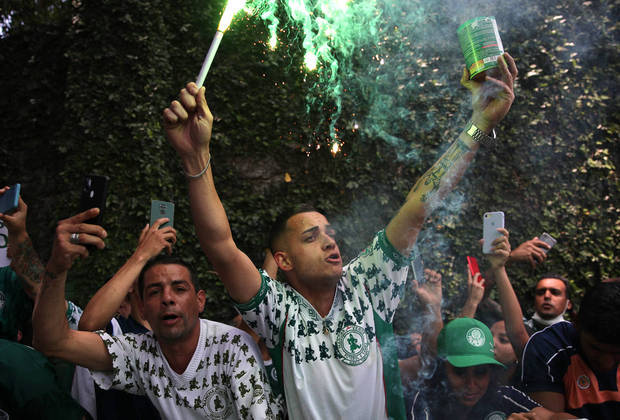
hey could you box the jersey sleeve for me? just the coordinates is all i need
[498,386,540,412]
[65,301,83,330]
[89,331,147,396]
[234,270,289,348]
[227,330,284,419]
[344,229,411,322]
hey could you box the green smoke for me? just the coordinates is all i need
[246,0,383,148]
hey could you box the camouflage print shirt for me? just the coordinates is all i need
[90,319,284,420]
[237,230,411,420]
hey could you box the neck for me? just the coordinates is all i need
[158,321,201,374]
[533,311,565,327]
[289,277,337,318]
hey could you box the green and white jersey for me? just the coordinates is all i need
[65,300,83,330]
[91,319,283,420]
[237,230,410,420]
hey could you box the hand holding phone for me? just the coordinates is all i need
[482,211,505,254]
[0,184,21,215]
[150,201,174,228]
[538,232,557,253]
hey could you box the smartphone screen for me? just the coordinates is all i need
[0,184,20,214]
[80,175,109,225]
[482,211,505,254]
[150,200,174,228]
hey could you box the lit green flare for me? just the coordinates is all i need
[218,0,246,31]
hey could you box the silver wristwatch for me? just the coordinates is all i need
[466,121,496,146]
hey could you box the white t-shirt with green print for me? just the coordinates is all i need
[237,230,410,420]
[90,319,283,420]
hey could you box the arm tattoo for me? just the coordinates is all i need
[413,138,471,202]
[10,237,45,285]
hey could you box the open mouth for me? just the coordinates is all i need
[326,252,341,264]
[161,313,180,324]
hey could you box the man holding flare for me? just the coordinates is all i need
[163,53,518,419]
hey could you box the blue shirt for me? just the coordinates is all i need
[521,321,620,419]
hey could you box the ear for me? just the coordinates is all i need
[566,299,572,311]
[196,290,206,313]
[273,250,294,272]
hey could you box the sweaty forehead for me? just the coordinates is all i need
[286,211,330,234]
[144,263,191,287]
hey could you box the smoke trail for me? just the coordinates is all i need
[246,0,382,148]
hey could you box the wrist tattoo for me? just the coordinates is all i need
[10,237,44,284]
[414,139,471,202]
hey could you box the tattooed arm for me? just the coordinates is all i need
[0,187,42,299]
[33,208,112,371]
[386,53,518,255]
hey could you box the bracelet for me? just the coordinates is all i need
[183,154,211,179]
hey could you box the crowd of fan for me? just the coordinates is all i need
[1,53,618,420]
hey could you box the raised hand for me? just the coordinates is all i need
[0,186,27,243]
[510,237,550,268]
[461,52,518,133]
[47,208,107,275]
[134,218,177,260]
[163,82,213,173]
[413,268,442,308]
[487,228,511,270]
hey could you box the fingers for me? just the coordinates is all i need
[473,272,485,287]
[423,268,442,283]
[62,207,101,225]
[196,86,213,124]
[497,54,514,87]
[532,239,551,250]
[138,224,149,243]
[151,217,170,230]
[179,87,197,114]
[163,100,189,127]
[56,222,101,255]
[503,52,518,80]
[460,67,477,91]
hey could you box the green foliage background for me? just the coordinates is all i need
[0,0,617,327]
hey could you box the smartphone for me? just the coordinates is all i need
[0,184,20,214]
[411,245,424,283]
[482,211,505,254]
[539,232,557,253]
[466,256,480,277]
[79,175,109,225]
[150,200,174,228]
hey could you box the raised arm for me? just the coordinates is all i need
[486,228,530,360]
[163,84,261,303]
[32,209,113,371]
[386,53,518,254]
[0,187,42,299]
[79,219,176,331]
[401,268,444,380]
[460,270,485,318]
